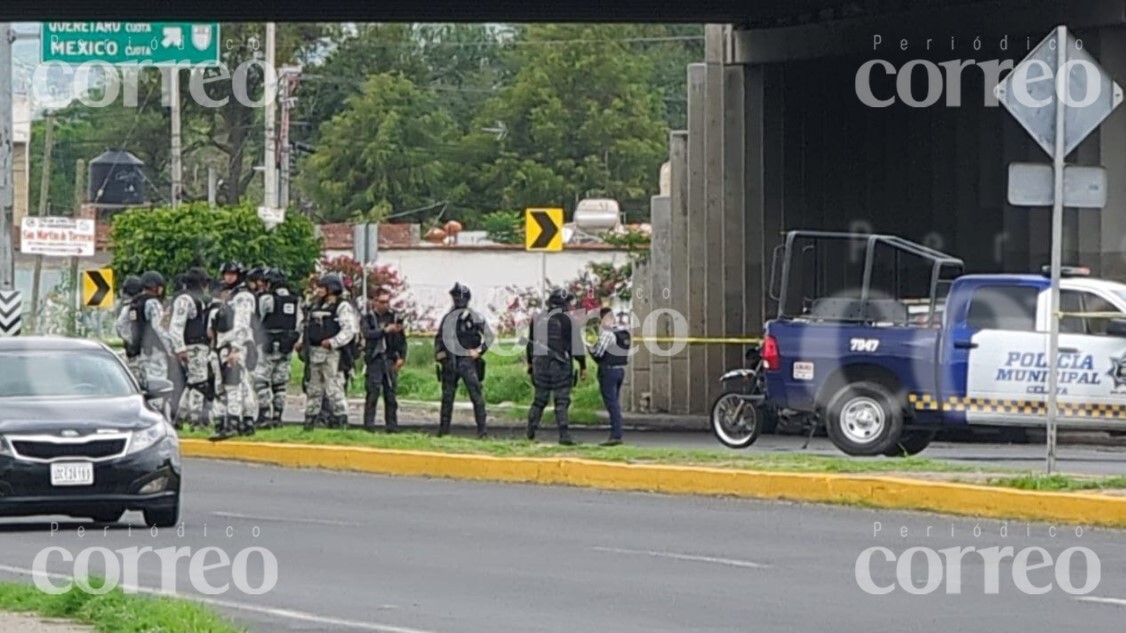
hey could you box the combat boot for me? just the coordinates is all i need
[256,410,270,430]
[436,420,451,437]
[241,417,256,436]
[559,429,575,446]
[270,415,283,430]
[302,416,316,432]
[209,417,237,442]
[336,415,350,430]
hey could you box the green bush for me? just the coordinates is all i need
[109,203,322,286]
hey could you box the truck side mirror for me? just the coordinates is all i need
[1108,319,1126,337]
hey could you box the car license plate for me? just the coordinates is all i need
[50,462,94,487]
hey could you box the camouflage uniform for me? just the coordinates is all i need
[170,291,212,428]
[115,300,141,378]
[216,286,260,434]
[303,293,358,428]
[254,286,301,428]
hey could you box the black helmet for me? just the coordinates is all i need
[266,267,286,287]
[547,287,572,308]
[184,267,209,291]
[122,275,143,297]
[140,271,165,290]
[172,274,187,292]
[450,283,471,308]
[318,273,344,296]
[220,261,245,276]
[247,266,267,283]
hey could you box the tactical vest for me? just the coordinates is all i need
[450,309,484,353]
[306,300,342,346]
[262,291,299,332]
[263,291,300,354]
[183,295,210,346]
[602,328,631,367]
[128,295,159,356]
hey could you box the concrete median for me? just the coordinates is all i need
[180,439,1126,528]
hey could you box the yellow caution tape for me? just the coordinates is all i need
[634,336,762,344]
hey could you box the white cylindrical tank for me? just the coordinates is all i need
[573,198,621,230]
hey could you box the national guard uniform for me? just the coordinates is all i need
[526,288,585,445]
[127,272,176,418]
[434,283,494,438]
[361,291,407,432]
[255,268,301,429]
[210,262,260,441]
[115,275,144,379]
[169,268,213,430]
[128,272,175,388]
[301,274,358,430]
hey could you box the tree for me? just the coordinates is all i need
[185,23,326,205]
[109,203,322,284]
[303,73,461,222]
[467,24,670,216]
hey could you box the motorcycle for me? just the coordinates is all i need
[710,346,776,449]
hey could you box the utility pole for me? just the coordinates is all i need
[278,67,299,210]
[170,68,182,208]
[0,23,14,291]
[29,112,54,332]
[71,158,84,333]
[263,22,278,210]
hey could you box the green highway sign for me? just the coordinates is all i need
[41,22,221,66]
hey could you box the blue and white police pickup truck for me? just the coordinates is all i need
[760,231,1126,456]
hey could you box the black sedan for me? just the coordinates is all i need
[0,337,181,527]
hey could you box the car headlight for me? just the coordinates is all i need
[128,422,169,455]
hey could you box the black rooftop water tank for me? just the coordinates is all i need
[88,150,146,206]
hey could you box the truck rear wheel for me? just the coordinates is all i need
[825,381,903,456]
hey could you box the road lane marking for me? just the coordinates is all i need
[592,547,769,569]
[211,511,364,527]
[1078,597,1126,607]
[0,564,438,633]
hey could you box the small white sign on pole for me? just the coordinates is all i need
[19,217,95,257]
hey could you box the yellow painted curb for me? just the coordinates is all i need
[180,439,1126,528]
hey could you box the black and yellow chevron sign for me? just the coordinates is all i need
[82,268,114,309]
[525,208,564,252]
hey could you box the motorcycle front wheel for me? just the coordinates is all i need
[710,392,761,449]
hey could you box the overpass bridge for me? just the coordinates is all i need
[622,1,1126,415]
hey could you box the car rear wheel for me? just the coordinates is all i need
[825,381,903,456]
[143,497,180,528]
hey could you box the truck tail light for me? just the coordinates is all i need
[762,335,780,371]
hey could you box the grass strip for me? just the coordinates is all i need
[179,427,998,475]
[0,580,241,633]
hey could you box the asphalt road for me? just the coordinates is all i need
[3,459,1126,632]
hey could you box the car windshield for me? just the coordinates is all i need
[0,351,137,398]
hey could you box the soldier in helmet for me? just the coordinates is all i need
[434,283,494,438]
[210,261,260,441]
[169,268,214,430]
[296,273,358,430]
[115,275,144,379]
[525,287,586,445]
[128,271,176,409]
[255,267,301,429]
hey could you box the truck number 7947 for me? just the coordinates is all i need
[850,338,879,352]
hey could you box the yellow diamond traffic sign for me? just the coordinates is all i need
[525,208,563,252]
[82,268,114,309]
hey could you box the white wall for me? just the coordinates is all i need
[329,247,633,331]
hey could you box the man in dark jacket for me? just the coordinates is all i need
[434,283,493,438]
[361,286,407,432]
[525,287,586,445]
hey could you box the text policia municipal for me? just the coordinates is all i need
[858,34,1092,108]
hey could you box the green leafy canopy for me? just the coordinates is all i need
[109,203,322,285]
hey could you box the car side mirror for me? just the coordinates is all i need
[1108,319,1126,338]
[144,378,175,398]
